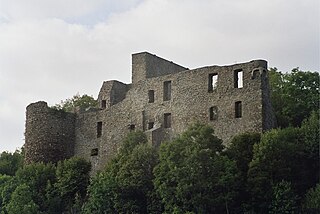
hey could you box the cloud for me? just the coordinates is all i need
[0,0,319,151]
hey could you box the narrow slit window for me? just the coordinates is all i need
[208,73,218,92]
[163,81,172,101]
[235,101,242,118]
[148,90,155,103]
[234,69,243,88]
[148,122,154,130]
[251,69,260,80]
[209,106,218,121]
[91,148,98,156]
[164,113,172,128]
[97,122,102,138]
[101,100,106,109]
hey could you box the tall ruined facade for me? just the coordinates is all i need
[24,52,275,172]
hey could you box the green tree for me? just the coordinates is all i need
[0,150,24,176]
[224,132,260,212]
[303,184,320,213]
[0,175,16,213]
[15,162,56,212]
[82,169,118,214]
[247,128,303,213]
[54,93,98,112]
[5,183,39,214]
[153,123,239,213]
[269,181,298,214]
[300,111,320,188]
[55,157,91,212]
[269,68,319,127]
[83,131,160,214]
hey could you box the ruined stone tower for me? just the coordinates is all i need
[24,52,275,172]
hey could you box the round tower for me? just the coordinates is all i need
[24,101,75,164]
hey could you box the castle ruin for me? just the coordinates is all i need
[24,52,275,172]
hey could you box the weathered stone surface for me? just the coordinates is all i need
[24,52,275,173]
[24,101,75,164]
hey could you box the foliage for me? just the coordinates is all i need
[153,123,239,213]
[5,183,39,214]
[247,111,320,213]
[15,162,56,212]
[302,184,320,213]
[0,157,91,214]
[55,157,91,211]
[0,150,24,176]
[269,68,319,127]
[224,132,260,211]
[83,131,160,214]
[247,128,302,212]
[53,93,98,112]
[0,175,17,213]
[269,180,298,214]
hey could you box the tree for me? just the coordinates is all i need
[0,175,15,213]
[247,127,303,213]
[5,184,39,214]
[302,184,320,213]
[55,157,91,212]
[0,150,24,176]
[83,131,160,214]
[269,68,319,127]
[15,162,56,212]
[224,132,261,212]
[153,123,239,213]
[269,181,298,214]
[54,93,98,112]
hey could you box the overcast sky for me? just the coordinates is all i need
[0,0,319,152]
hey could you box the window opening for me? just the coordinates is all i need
[251,69,260,80]
[234,69,243,88]
[91,148,98,156]
[235,101,242,118]
[129,124,135,131]
[148,90,155,103]
[208,73,218,92]
[148,122,154,130]
[164,113,172,128]
[101,100,106,109]
[97,122,102,138]
[209,106,218,121]
[163,81,172,101]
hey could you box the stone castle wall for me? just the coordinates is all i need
[24,52,275,173]
[24,101,75,164]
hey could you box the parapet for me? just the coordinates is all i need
[132,52,188,84]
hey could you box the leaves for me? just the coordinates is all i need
[153,123,239,213]
[269,68,319,127]
[53,93,98,112]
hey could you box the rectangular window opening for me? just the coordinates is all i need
[208,73,218,92]
[235,101,242,118]
[91,148,98,156]
[164,113,172,128]
[101,100,106,109]
[97,122,102,138]
[163,81,172,101]
[148,90,155,103]
[234,69,243,88]
[148,122,154,130]
[209,106,218,121]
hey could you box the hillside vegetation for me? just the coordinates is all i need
[0,68,318,213]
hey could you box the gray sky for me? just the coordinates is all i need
[0,0,319,152]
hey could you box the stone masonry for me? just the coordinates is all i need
[24,52,275,173]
